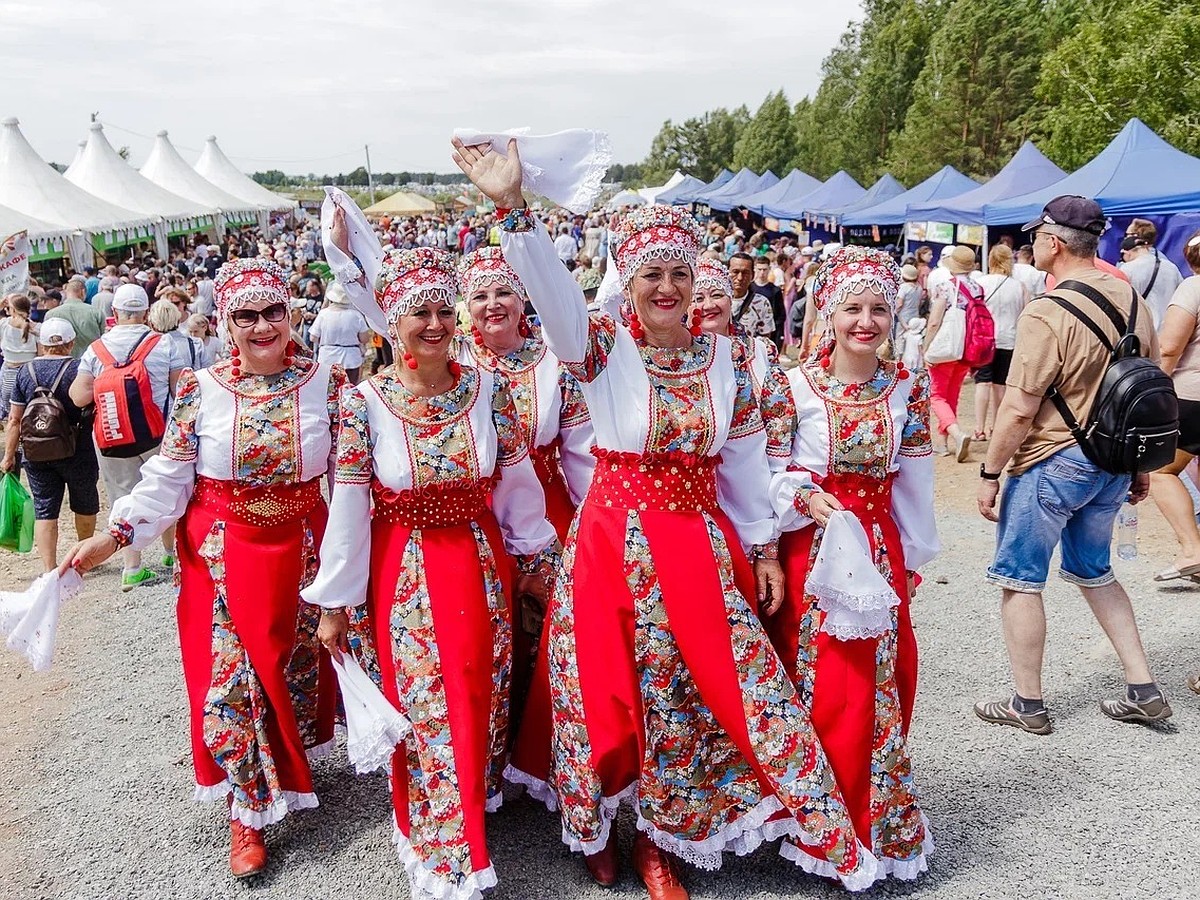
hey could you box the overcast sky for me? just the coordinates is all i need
[1,0,863,177]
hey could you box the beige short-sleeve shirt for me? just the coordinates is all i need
[1166,276,1200,401]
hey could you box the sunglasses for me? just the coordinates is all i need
[230,303,288,328]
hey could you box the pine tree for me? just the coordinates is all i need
[732,90,797,174]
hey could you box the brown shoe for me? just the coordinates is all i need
[229,818,267,879]
[973,697,1052,735]
[1100,693,1173,724]
[633,833,688,900]
[584,830,619,887]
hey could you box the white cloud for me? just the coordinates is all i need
[0,0,863,174]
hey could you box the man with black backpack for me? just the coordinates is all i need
[0,319,99,572]
[69,283,185,591]
[974,196,1176,734]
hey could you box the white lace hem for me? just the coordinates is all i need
[306,736,338,763]
[566,131,613,215]
[561,784,637,856]
[812,584,898,641]
[484,791,504,814]
[503,764,559,812]
[636,793,797,871]
[193,780,319,829]
[392,823,498,900]
[875,812,935,882]
[780,838,881,893]
[346,719,409,775]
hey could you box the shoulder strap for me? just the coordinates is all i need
[124,331,160,366]
[983,276,1010,304]
[48,358,72,393]
[24,361,38,388]
[90,337,117,368]
[1055,279,1129,337]
[1144,250,1162,298]
[1042,295,1114,353]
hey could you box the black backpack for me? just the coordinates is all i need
[20,360,78,463]
[1042,279,1178,475]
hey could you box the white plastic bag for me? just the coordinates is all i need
[331,653,411,775]
[0,569,83,671]
[805,511,900,641]
[924,304,965,365]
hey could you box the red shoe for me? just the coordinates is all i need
[229,818,267,879]
[633,833,688,900]
[584,830,619,886]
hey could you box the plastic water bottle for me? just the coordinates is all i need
[1116,503,1138,561]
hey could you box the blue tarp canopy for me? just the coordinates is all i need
[742,168,823,217]
[984,118,1200,224]
[830,174,906,222]
[709,169,779,211]
[666,168,733,205]
[695,168,759,207]
[654,175,707,206]
[768,170,865,220]
[907,142,1065,225]
[842,165,979,226]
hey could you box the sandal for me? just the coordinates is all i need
[1153,563,1200,582]
[972,431,988,441]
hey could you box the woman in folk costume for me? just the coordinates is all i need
[690,256,795,467]
[765,246,939,883]
[454,137,876,899]
[61,259,345,878]
[302,247,560,900]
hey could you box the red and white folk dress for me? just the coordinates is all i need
[499,216,877,889]
[766,359,939,883]
[303,366,557,900]
[108,357,346,828]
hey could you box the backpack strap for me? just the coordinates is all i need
[121,330,159,367]
[1056,279,1129,337]
[1144,250,1162,298]
[48,358,72,394]
[1042,294,1114,353]
[1038,294,1107,444]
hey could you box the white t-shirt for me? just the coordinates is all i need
[0,319,38,362]
[926,264,952,300]
[554,233,578,264]
[976,273,1027,350]
[1120,249,1184,329]
[80,324,183,411]
[1011,262,1045,298]
[309,306,368,369]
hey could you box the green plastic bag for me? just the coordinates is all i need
[0,472,34,553]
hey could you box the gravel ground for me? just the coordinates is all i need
[2,452,1199,900]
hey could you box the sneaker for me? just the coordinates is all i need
[121,567,161,592]
[161,554,177,569]
[955,433,972,462]
[973,697,1052,734]
[1100,694,1173,724]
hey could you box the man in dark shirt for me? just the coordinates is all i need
[750,256,785,348]
[1,319,99,571]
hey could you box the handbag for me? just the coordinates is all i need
[924,304,966,365]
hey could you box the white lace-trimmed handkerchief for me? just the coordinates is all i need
[0,569,83,672]
[321,187,388,338]
[331,652,411,775]
[805,510,900,641]
[453,128,612,214]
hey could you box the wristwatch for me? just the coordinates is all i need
[979,464,1002,481]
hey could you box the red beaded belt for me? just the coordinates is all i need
[814,471,895,517]
[193,476,324,527]
[530,437,563,487]
[371,476,497,527]
[588,448,720,513]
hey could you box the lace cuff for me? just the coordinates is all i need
[498,207,537,233]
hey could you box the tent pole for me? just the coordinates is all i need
[982,225,989,275]
[365,144,376,205]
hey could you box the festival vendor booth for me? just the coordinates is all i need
[637,170,685,204]
[194,135,299,231]
[742,167,823,228]
[0,117,156,270]
[655,174,709,205]
[666,168,734,207]
[140,130,260,234]
[706,168,779,212]
[842,165,979,256]
[768,170,866,244]
[66,123,217,260]
[906,141,1065,260]
[985,119,1200,272]
[0,202,74,285]
[360,190,437,218]
[605,188,646,210]
[830,173,907,244]
[693,167,762,214]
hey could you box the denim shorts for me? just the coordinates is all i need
[986,444,1130,592]
[24,448,101,520]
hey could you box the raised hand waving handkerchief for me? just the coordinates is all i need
[452,128,611,214]
[805,510,901,641]
[321,186,388,338]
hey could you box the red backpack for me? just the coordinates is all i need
[959,277,996,369]
[89,331,166,458]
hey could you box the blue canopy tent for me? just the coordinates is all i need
[984,119,1200,272]
[842,166,979,226]
[709,169,779,212]
[666,168,733,205]
[831,173,906,220]
[907,142,1064,225]
[767,170,865,220]
[694,168,759,207]
[742,168,823,217]
[655,175,707,206]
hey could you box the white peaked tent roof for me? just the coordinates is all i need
[67,123,217,228]
[638,170,686,204]
[195,136,297,211]
[0,200,72,246]
[139,130,258,218]
[68,140,86,171]
[0,117,155,235]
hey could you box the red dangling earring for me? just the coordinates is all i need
[896,360,910,380]
[517,316,531,338]
[688,307,703,338]
[448,360,462,379]
[471,325,485,347]
[403,351,418,370]
[629,311,645,340]
[283,340,296,367]
[229,344,241,377]
[819,342,833,370]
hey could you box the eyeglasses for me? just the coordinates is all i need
[230,303,288,328]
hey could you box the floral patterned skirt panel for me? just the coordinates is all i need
[546,493,869,880]
[368,510,514,900]
[769,472,929,876]
[175,482,330,828]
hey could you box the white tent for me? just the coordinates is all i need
[0,201,73,260]
[194,136,298,218]
[606,189,646,211]
[68,140,85,171]
[638,170,686,204]
[139,130,259,232]
[67,123,218,259]
[0,117,156,269]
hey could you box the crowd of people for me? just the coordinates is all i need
[0,136,1196,900]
